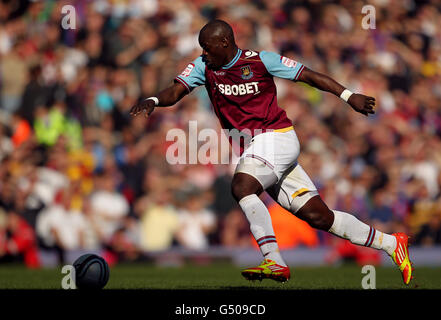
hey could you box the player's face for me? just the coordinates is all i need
[199,37,227,70]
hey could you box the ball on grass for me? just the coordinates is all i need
[73,253,110,290]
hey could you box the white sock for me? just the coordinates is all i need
[239,194,287,266]
[329,210,397,256]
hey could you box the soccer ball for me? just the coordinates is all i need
[73,253,110,289]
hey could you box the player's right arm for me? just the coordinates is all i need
[130,56,206,118]
[129,83,188,118]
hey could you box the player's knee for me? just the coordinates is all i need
[297,199,334,230]
[231,174,263,202]
[304,211,333,231]
[231,180,255,202]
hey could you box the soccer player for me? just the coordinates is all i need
[130,20,413,285]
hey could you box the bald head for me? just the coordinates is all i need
[199,19,235,44]
[198,20,238,70]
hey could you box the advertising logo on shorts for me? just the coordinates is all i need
[280,56,297,68]
[180,63,195,77]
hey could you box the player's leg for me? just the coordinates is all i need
[268,163,413,284]
[232,171,290,282]
[295,196,413,284]
[297,196,413,284]
[232,130,296,282]
[231,171,287,268]
[295,195,397,253]
[267,163,396,252]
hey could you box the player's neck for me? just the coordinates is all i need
[223,46,239,67]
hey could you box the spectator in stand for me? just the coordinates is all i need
[220,207,253,248]
[36,186,90,264]
[102,216,143,266]
[88,171,129,243]
[175,186,216,251]
[0,209,40,268]
[415,208,441,246]
[137,186,179,252]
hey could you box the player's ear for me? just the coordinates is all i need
[222,38,228,48]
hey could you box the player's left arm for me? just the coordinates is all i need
[297,67,375,116]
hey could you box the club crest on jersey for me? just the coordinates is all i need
[241,65,253,80]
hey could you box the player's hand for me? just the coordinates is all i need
[347,94,376,116]
[130,99,155,118]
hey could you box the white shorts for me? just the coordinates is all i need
[235,126,319,213]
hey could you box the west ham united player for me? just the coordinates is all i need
[130,20,413,285]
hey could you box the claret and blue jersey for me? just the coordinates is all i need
[174,49,305,133]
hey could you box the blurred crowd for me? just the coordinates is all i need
[1,0,441,268]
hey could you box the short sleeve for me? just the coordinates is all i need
[259,51,305,81]
[174,56,206,92]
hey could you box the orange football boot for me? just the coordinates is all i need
[391,233,414,285]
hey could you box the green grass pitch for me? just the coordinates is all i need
[0,263,440,289]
